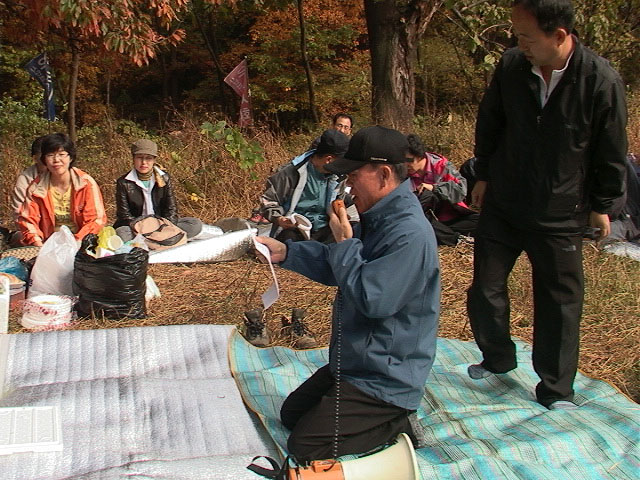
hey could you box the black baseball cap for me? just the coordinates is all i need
[325,126,409,175]
[315,129,350,158]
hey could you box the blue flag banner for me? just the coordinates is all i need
[24,53,56,121]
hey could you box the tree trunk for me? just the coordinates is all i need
[159,52,170,101]
[364,0,441,130]
[170,46,179,101]
[68,41,80,143]
[105,71,111,107]
[193,7,229,114]
[297,0,319,124]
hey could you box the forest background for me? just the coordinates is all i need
[0,0,638,402]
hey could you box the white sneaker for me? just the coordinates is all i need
[548,400,578,411]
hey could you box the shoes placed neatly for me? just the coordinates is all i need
[468,363,493,379]
[548,400,579,411]
[282,308,317,349]
[243,308,270,347]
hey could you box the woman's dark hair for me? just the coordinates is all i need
[512,0,575,34]
[39,132,77,168]
[406,133,426,158]
[31,135,46,157]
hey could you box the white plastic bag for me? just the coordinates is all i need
[28,226,80,298]
[145,274,161,301]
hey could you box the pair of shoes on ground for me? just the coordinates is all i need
[467,363,579,410]
[407,412,427,449]
[467,363,493,379]
[547,400,578,410]
[243,307,317,349]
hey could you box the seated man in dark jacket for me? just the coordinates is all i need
[259,130,349,243]
[114,139,202,241]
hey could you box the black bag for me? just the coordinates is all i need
[73,234,149,319]
[428,217,460,246]
[416,189,440,213]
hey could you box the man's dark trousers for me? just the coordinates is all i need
[280,365,413,462]
[467,210,584,407]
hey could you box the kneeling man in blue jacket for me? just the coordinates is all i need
[255,126,440,462]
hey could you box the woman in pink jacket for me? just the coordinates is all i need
[18,133,107,246]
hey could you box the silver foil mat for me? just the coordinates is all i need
[0,324,279,479]
[148,227,256,264]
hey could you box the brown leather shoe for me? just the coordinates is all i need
[282,308,317,349]
[243,308,270,347]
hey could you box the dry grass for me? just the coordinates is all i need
[1,103,639,404]
[6,241,639,403]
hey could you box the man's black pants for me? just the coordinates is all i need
[466,211,583,407]
[280,365,413,463]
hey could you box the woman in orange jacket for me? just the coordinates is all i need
[17,133,107,246]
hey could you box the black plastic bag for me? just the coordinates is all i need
[73,234,149,319]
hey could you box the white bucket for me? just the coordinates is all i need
[21,295,76,331]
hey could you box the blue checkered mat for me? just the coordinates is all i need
[229,331,640,480]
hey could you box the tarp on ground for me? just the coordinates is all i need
[229,331,640,480]
[0,325,279,479]
[148,226,255,264]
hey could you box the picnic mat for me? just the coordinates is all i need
[0,324,279,479]
[148,226,255,264]
[229,331,640,480]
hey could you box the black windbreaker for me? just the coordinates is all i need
[474,40,627,234]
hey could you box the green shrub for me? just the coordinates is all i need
[200,121,264,174]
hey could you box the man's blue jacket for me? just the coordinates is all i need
[281,180,440,410]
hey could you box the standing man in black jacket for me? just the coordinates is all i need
[467,0,627,410]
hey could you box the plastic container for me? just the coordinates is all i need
[106,235,123,250]
[21,295,76,331]
[97,226,117,249]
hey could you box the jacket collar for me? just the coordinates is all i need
[522,37,584,91]
[30,167,88,198]
[125,166,167,187]
[559,35,583,84]
[360,179,413,228]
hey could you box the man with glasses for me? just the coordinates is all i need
[309,113,354,150]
